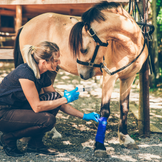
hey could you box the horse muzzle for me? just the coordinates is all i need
[78,67,95,80]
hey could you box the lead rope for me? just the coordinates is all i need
[101,39,147,75]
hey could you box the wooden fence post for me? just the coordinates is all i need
[138,0,150,137]
[15,5,22,33]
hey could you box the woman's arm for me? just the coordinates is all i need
[19,79,67,113]
[60,104,84,119]
[19,79,99,121]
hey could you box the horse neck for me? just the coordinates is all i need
[91,10,143,53]
[89,10,145,70]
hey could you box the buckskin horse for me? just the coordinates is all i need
[13,1,149,157]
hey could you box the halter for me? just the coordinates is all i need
[77,27,108,73]
[77,27,148,75]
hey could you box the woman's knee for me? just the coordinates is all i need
[41,113,56,131]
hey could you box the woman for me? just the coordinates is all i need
[0,41,99,157]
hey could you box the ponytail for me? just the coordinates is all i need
[23,45,40,79]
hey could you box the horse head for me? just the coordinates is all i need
[69,1,113,80]
[69,1,146,80]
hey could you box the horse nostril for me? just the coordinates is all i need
[80,74,84,79]
[90,71,93,78]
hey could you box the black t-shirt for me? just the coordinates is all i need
[0,63,51,107]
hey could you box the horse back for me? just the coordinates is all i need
[19,13,79,51]
[13,27,24,68]
[19,12,79,75]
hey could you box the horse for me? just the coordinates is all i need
[13,1,148,157]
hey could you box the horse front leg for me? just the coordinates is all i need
[118,75,139,149]
[94,74,117,157]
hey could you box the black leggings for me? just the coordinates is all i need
[0,92,61,139]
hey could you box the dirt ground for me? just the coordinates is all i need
[0,62,162,161]
[44,68,139,152]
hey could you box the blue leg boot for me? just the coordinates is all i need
[94,117,108,157]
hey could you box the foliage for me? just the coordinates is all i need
[156,0,162,17]
[130,133,141,141]
[156,0,162,90]
[157,8,162,25]
[156,0,162,52]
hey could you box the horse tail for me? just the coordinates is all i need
[13,27,24,68]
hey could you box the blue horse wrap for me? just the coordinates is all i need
[95,117,107,144]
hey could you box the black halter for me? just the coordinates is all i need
[77,27,108,71]
[77,27,146,75]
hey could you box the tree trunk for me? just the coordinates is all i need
[138,0,150,137]
[150,0,159,87]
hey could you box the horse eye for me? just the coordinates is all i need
[80,48,88,54]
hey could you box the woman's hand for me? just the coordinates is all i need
[82,112,100,122]
[63,87,79,103]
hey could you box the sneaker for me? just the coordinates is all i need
[0,135,24,157]
[27,140,58,155]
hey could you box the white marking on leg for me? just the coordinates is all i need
[118,132,135,146]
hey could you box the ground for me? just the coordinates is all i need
[0,62,162,162]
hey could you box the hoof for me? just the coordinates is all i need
[94,149,108,158]
[94,142,108,158]
[119,132,138,149]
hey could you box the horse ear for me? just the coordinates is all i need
[84,23,90,31]
[82,25,87,34]
[70,17,79,24]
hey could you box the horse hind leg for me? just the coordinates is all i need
[118,76,139,149]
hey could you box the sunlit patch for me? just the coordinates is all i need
[150,102,162,109]
[138,143,162,148]
[0,63,3,67]
[56,113,70,119]
[61,76,70,80]
[111,154,137,161]
[1,73,8,77]
[63,140,72,145]
[55,84,74,90]
[138,153,161,161]
[85,121,92,125]
[72,79,79,84]
[72,123,78,128]
[81,139,95,148]
[59,71,72,75]
[108,137,120,144]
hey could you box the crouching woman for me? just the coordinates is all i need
[0,41,99,157]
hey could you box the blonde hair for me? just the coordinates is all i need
[23,41,59,79]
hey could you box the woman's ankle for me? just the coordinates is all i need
[1,134,17,148]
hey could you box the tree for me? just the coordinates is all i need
[149,0,159,87]
[156,0,162,70]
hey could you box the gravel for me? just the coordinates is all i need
[0,132,162,162]
[0,63,162,162]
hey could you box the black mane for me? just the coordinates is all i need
[82,1,120,28]
[69,1,121,57]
